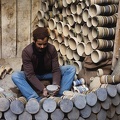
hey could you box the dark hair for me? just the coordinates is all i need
[33,27,50,41]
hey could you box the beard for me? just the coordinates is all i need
[36,47,46,52]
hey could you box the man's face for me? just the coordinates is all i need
[34,37,48,52]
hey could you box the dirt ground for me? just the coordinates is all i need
[0,57,22,98]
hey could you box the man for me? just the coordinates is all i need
[12,27,76,101]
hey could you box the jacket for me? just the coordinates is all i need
[21,42,61,92]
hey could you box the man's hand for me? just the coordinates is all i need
[52,85,60,96]
[42,88,49,97]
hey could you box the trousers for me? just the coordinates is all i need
[11,65,76,101]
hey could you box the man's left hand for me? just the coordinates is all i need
[52,85,60,96]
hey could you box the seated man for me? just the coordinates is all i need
[11,27,76,101]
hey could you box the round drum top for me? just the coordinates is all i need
[46,85,58,93]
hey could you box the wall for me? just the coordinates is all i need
[0,0,41,58]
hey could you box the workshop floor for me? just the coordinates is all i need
[0,57,22,98]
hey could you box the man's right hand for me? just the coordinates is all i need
[42,88,49,97]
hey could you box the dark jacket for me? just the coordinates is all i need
[21,42,61,92]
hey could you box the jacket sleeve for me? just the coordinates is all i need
[22,49,45,92]
[51,46,61,86]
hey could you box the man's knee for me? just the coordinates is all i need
[69,65,76,73]
[11,71,22,82]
